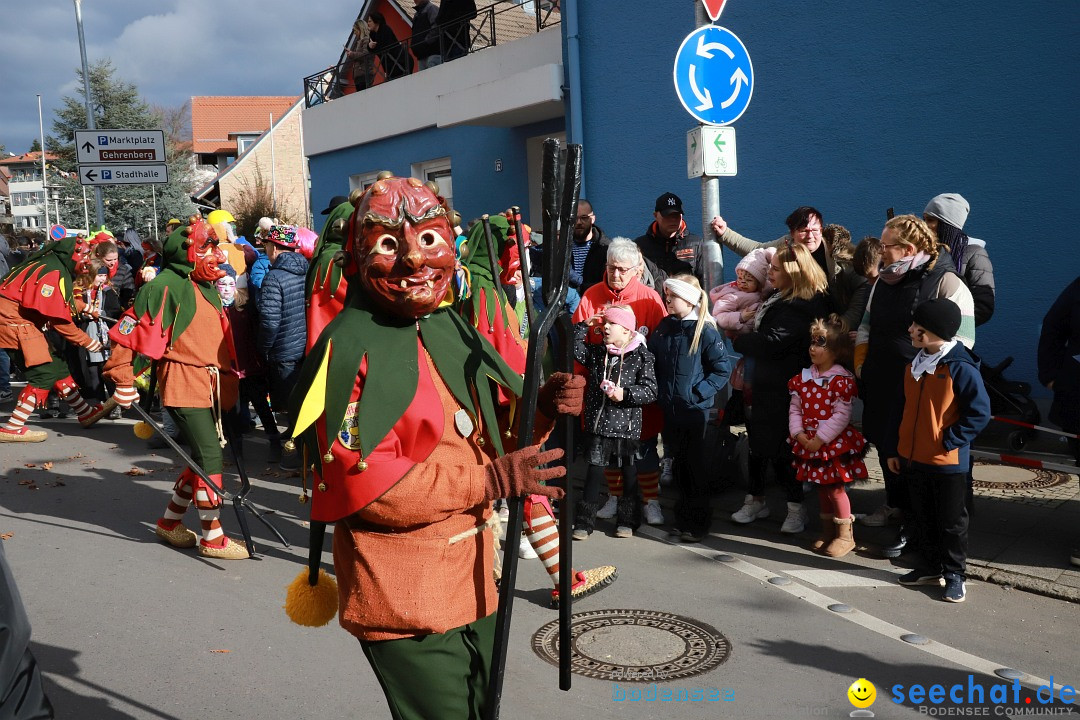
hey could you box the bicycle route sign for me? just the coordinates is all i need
[673,25,754,126]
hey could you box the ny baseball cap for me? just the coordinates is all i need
[655,192,683,216]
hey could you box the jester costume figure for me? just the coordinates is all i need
[101,220,249,560]
[304,198,353,352]
[0,235,104,441]
[458,213,617,606]
[286,177,584,719]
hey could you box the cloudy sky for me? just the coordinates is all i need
[2,0,362,155]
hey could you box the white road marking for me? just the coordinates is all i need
[638,526,1075,698]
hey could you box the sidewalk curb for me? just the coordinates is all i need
[967,562,1080,603]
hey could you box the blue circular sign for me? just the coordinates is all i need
[673,26,754,126]
[49,224,67,241]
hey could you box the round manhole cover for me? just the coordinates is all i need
[531,609,731,682]
[972,460,1072,491]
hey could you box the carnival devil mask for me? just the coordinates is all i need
[347,175,455,318]
[186,221,227,283]
[71,237,93,277]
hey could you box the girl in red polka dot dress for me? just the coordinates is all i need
[788,314,868,557]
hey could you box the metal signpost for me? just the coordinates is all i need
[76,129,169,187]
[675,0,755,281]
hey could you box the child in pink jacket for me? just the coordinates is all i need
[709,247,774,336]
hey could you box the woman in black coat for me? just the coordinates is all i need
[732,243,829,533]
[1038,276,1080,447]
[366,12,410,80]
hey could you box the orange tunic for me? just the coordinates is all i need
[333,351,495,642]
[0,295,93,365]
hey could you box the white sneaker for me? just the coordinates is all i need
[614,525,633,538]
[659,457,674,485]
[643,499,664,525]
[518,535,538,559]
[731,495,770,524]
[780,502,807,534]
[860,504,899,527]
[596,495,618,519]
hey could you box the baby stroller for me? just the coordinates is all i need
[975,355,1040,451]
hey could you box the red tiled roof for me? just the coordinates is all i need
[191,96,300,155]
[0,151,59,166]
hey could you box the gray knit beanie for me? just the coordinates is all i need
[923,193,970,230]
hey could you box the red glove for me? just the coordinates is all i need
[484,445,566,502]
[537,372,585,418]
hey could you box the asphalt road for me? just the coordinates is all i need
[2,414,1078,719]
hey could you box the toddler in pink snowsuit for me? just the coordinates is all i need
[709,247,774,336]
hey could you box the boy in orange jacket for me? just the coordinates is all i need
[888,298,990,603]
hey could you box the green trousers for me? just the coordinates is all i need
[361,612,496,720]
[166,407,223,476]
[6,348,68,390]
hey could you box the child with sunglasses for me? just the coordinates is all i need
[788,314,868,557]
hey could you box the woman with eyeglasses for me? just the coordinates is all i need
[730,243,829,535]
[710,207,869,329]
[853,215,975,558]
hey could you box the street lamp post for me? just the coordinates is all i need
[73,0,105,228]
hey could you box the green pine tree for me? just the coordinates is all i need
[29,139,42,153]
[47,59,195,236]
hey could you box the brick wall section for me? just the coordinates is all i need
[219,107,311,228]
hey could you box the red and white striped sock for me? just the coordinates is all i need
[604,468,623,498]
[524,496,562,587]
[639,470,660,502]
[198,509,226,547]
[2,387,46,432]
[55,383,93,420]
[158,484,193,530]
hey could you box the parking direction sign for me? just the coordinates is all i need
[673,26,754,126]
[80,164,169,186]
[75,129,165,164]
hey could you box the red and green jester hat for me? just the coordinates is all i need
[1,233,94,326]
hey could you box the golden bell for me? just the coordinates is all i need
[283,439,296,452]
[356,460,368,472]
[318,483,327,492]
[298,494,309,504]
[323,451,334,463]
[476,436,486,447]
[503,429,512,438]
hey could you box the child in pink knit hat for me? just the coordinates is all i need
[709,247,774,336]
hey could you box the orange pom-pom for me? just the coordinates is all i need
[133,421,154,440]
[284,569,338,627]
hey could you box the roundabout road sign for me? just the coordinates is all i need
[673,25,754,126]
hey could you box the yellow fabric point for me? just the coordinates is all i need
[293,340,332,438]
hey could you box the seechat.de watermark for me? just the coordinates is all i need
[611,683,735,703]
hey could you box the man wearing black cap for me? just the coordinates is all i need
[633,191,720,292]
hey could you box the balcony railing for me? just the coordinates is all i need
[303,0,561,109]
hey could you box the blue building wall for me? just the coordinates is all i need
[575,0,1079,389]
[308,117,564,229]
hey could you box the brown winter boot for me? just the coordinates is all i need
[811,514,835,552]
[823,516,856,558]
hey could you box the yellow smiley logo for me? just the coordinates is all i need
[847,678,877,708]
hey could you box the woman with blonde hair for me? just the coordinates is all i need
[854,214,974,558]
[648,273,731,542]
[730,243,829,534]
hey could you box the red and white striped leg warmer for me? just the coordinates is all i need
[54,376,94,420]
[158,468,198,530]
[198,509,226,548]
[3,387,49,431]
[638,470,660,502]
[603,468,624,498]
[524,495,562,587]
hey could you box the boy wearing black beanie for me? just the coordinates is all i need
[889,298,990,602]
